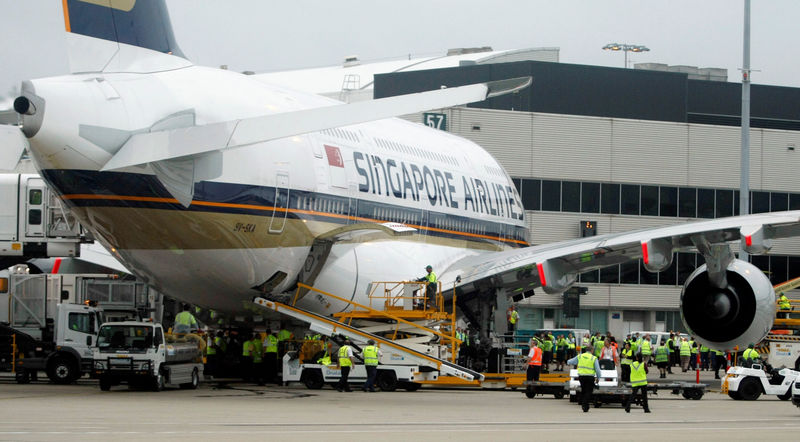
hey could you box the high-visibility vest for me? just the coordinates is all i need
[593,339,604,357]
[542,338,553,352]
[654,346,669,363]
[277,329,292,342]
[630,339,639,354]
[264,334,278,353]
[743,348,760,361]
[363,345,379,366]
[779,295,791,310]
[206,336,216,355]
[557,338,568,351]
[620,348,633,365]
[215,336,227,353]
[713,349,724,356]
[577,353,597,376]
[700,345,709,353]
[529,347,543,366]
[252,339,263,363]
[667,339,674,353]
[641,340,652,355]
[509,310,519,325]
[425,272,437,284]
[338,346,352,367]
[680,341,691,356]
[175,311,196,326]
[630,361,647,387]
[242,340,253,357]
[690,340,697,354]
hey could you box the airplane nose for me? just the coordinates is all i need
[14,82,45,138]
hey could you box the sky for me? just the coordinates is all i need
[2,0,800,102]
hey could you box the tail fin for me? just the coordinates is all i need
[62,0,189,73]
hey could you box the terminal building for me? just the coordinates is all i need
[259,49,800,338]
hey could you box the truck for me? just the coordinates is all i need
[0,173,88,270]
[0,264,153,383]
[92,321,203,391]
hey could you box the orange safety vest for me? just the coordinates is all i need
[529,347,543,366]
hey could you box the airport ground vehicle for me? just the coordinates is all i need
[282,353,422,392]
[792,379,800,408]
[523,380,568,399]
[725,364,800,401]
[1,265,150,383]
[92,321,203,391]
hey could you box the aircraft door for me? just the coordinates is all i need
[269,172,290,234]
[25,178,45,237]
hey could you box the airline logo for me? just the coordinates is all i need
[353,151,523,220]
[324,145,344,168]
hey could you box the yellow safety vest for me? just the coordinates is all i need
[175,311,196,326]
[509,310,519,325]
[363,345,379,366]
[252,339,263,363]
[641,340,652,355]
[630,361,647,387]
[620,348,633,365]
[654,346,669,363]
[242,340,253,357]
[743,348,759,360]
[338,346,352,367]
[264,334,278,353]
[425,272,437,284]
[206,337,216,355]
[779,295,791,310]
[680,341,691,356]
[577,353,597,376]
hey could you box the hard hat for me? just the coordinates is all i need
[425,265,432,269]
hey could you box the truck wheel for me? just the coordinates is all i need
[377,370,398,392]
[681,389,703,400]
[738,377,762,401]
[525,386,536,398]
[47,357,77,384]
[778,390,791,401]
[15,369,31,384]
[401,382,421,392]
[99,376,112,391]
[302,369,324,390]
[554,390,565,399]
[152,372,165,392]
[180,369,200,390]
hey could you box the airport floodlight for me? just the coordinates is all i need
[602,43,650,68]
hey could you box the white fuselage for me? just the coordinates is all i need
[22,64,528,314]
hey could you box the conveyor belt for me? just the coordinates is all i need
[252,297,483,381]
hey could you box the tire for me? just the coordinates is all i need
[152,371,165,392]
[15,369,31,384]
[728,390,742,400]
[47,357,77,384]
[377,370,398,392]
[401,382,421,392]
[569,394,577,403]
[737,377,763,401]
[682,389,704,400]
[180,369,200,390]
[554,390,565,399]
[99,376,112,391]
[302,369,324,390]
[525,386,536,398]
[778,390,791,401]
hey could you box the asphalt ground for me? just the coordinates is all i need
[0,367,798,442]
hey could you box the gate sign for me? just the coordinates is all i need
[423,112,447,131]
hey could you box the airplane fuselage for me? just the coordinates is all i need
[22,65,528,314]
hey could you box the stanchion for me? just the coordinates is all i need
[695,351,700,384]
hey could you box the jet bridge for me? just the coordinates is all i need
[251,295,483,382]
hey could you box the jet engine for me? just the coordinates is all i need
[681,259,775,352]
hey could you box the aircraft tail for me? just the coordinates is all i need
[61,0,189,73]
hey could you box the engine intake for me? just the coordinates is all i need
[681,259,775,352]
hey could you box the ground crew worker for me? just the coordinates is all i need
[654,343,669,378]
[317,335,332,365]
[336,339,354,392]
[620,342,633,382]
[417,265,438,309]
[567,345,601,412]
[666,333,675,374]
[699,344,710,370]
[206,330,226,378]
[624,354,651,413]
[712,348,727,379]
[679,338,691,372]
[263,329,279,384]
[542,333,554,372]
[742,344,760,367]
[567,333,577,360]
[174,304,198,334]
[555,334,568,372]
[526,339,543,381]
[581,333,591,352]
[362,339,382,392]
[507,306,519,338]
[779,292,792,318]
[689,337,699,370]
[277,325,293,358]
[640,334,652,365]
[593,335,605,358]
[251,332,265,385]
[241,332,254,381]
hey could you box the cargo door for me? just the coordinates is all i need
[269,172,290,234]
[24,178,45,237]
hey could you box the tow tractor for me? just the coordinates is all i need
[724,363,800,401]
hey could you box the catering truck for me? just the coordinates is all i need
[92,321,204,391]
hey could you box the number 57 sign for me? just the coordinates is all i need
[423,112,447,131]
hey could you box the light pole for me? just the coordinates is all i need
[602,43,650,68]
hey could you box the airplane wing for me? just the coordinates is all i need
[445,211,800,296]
[100,77,532,171]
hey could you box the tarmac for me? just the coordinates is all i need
[0,367,798,442]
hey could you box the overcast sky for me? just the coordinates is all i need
[2,0,800,102]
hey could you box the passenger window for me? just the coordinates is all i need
[68,313,91,333]
[29,189,43,205]
[28,209,42,225]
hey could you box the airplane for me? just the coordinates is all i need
[5,0,800,354]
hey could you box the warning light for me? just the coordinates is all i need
[580,221,597,237]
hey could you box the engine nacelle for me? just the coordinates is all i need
[681,259,775,352]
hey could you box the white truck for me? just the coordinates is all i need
[92,321,203,391]
[1,265,151,383]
